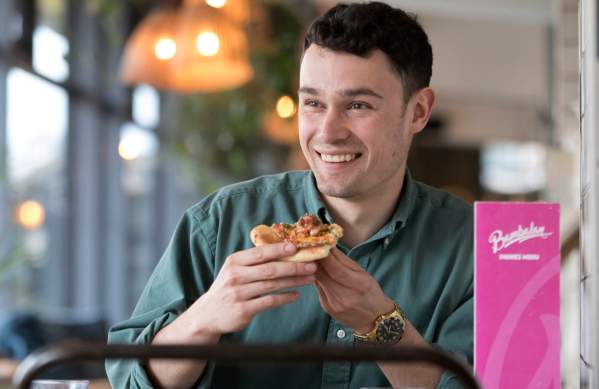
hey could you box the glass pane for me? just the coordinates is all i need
[4,67,68,311]
[33,0,68,82]
[33,24,69,82]
[118,123,159,165]
[118,123,160,301]
[133,85,160,129]
[6,68,67,183]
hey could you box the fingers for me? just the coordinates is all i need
[238,275,316,300]
[315,265,348,295]
[231,243,297,266]
[243,291,302,316]
[318,253,363,288]
[330,248,363,271]
[234,261,317,284]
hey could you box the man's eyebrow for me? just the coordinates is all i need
[298,86,320,95]
[339,88,383,99]
[298,86,383,99]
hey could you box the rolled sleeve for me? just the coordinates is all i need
[105,210,215,388]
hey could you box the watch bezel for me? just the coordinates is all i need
[374,315,405,344]
[353,304,407,345]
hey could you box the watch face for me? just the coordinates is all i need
[375,316,405,344]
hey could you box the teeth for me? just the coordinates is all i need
[320,153,357,163]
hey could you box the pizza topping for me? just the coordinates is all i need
[271,214,343,248]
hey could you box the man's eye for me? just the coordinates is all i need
[349,102,369,110]
[304,100,320,108]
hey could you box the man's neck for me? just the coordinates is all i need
[322,172,406,249]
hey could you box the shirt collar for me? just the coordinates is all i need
[303,171,329,223]
[302,169,418,231]
[389,169,417,231]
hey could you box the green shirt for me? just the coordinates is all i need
[106,170,473,389]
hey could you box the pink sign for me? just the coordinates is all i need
[474,202,560,389]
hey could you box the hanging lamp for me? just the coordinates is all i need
[119,0,253,94]
[184,0,251,25]
[169,1,253,93]
[119,6,180,91]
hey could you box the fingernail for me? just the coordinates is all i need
[285,243,296,252]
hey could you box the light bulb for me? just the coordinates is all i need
[154,37,177,60]
[206,0,227,7]
[196,31,220,57]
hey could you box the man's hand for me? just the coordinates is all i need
[314,248,443,388]
[314,248,394,333]
[148,242,316,388]
[191,242,317,336]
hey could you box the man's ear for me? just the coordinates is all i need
[407,87,435,135]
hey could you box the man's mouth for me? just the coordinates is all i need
[317,152,361,163]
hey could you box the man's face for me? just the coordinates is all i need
[298,45,416,199]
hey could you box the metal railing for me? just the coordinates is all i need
[13,340,480,389]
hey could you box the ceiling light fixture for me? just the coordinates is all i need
[120,0,253,94]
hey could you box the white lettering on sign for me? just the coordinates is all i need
[489,222,552,254]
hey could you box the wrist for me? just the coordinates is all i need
[353,300,406,345]
[354,297,396,335]
[184,300,223,344]
[153,305,222,346]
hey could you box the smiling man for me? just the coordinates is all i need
[107,2,473,389]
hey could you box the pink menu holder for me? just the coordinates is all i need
[474,202,560,388]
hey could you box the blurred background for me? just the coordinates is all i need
[0,0,581,387]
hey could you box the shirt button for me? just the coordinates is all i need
[384,237,390,246]
[336,329,346,339]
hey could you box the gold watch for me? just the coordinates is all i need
[353,304,407,345]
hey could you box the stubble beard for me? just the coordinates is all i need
[313,168,366,199]
[314,158,407,201]
[317,181,360,199]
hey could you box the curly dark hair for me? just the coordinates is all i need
[303,2,433,103]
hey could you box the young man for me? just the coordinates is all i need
[107,2,473,388]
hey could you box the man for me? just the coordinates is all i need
[107,2,473,388]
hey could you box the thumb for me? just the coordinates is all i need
[330,248,363,272]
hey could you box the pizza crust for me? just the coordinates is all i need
[250,224,336,262]
[279,244,333,262]
[250,225,282,245]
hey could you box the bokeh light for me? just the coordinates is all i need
[276,95,296,119]
[15,200,46,230]
[196,32,220,57]
[154,37,177,60]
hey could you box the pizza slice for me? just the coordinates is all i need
[250,214,343,262]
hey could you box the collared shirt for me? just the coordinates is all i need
[106,170,473,389]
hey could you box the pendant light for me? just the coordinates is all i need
[169,1,253,93]
[119,6,180,91]
[119,0,253,94]
[185,0,251,25]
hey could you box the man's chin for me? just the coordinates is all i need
[316,181,361,199]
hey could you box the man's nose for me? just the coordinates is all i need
[319,107,351,142]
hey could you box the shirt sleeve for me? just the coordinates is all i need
[105,210,216,388]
